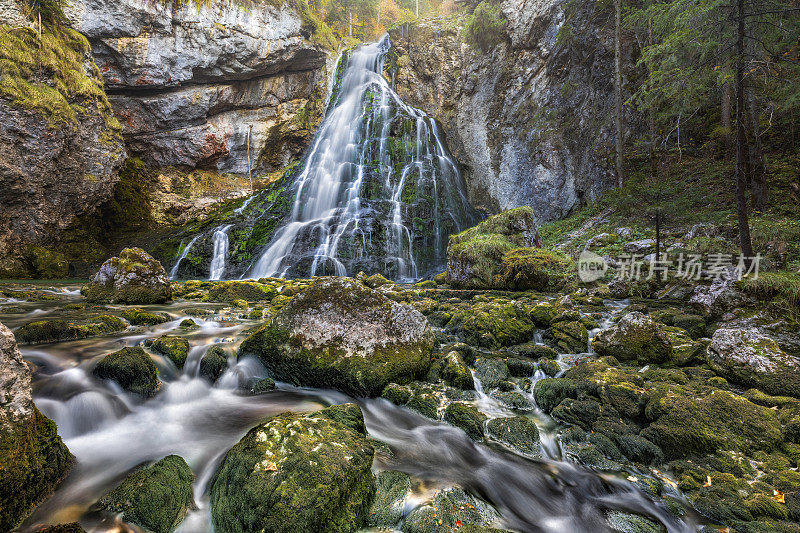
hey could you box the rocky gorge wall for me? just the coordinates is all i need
[388,0,636,222]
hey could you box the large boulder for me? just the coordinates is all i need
[239,277,435,396]
[93,347,159,397]
[83,248,172,304]
[592,312,702,365]
[210,404,375,533]
[707,328,800,398]
[0,322,73,531]
[98,455,195,533]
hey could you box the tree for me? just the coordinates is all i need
[614,0,625,187]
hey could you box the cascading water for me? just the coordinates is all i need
[246,35,478,281]
[208,225,233,280]
[169,235,201,280]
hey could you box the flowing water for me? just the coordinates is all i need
[208,225,233,280]
[169,235,201,280]
[1,288,701,533]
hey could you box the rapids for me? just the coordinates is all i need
[0,288,702,533]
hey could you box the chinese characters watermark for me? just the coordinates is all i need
[578,251,761,283]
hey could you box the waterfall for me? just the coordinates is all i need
[170,235,201,280]
[245,34,478,281]
[209,225,233,280]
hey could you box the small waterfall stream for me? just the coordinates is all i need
[169,235,201,280]
[208,225,233,280]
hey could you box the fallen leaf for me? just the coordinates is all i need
[456,520,463,528]
[703,475,712,487]
[775,490,785,504]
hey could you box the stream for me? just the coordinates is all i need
[1,287,701,533]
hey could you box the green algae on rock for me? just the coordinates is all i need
[239,277,434,396]
[92,347,159,397]
[443,401,487,440]
[15,314,126,344]
[121,308,170,326]
[0,322,73,531]
[210,404,375,533]
[98,455,194,533]
[200,345,229,382]
[83,248,172,304]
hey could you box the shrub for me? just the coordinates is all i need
[465,1,507,52]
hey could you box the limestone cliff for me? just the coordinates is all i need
[66,0,333,174]
[389,0,637,221]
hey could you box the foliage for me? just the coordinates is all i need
[464,0,507,52]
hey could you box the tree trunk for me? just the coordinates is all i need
[746,87,768,210]
[721,81,733,153]
[614,0,625,187]
[655,212,661,274]
[735,0,754,259]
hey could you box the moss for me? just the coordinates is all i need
[92,347,159,397]
[671,314,706,339]
[401,487,499,533]
[146,336,191,369]
[15,314,126,344]
[179,318,199,330]
[497,248,574,292]
[443,402,486,440]
[0,408,74,531]
[548,320,588,353]
[486,416,540,457]
[121,308,169,326]
[428,350,474,390]
[209,406,375,533]
[447,233,517,288]
[99,455,194,533]
[35,523,86,533]
[367,470,410,528]
[206,280,278,302]
[473,357,510,389]
[490,390,532,409]
[533,378,577,412]
[199,345,229,382]
[83,248,172,304]
[249,377,276,393]
[446,301,535,349]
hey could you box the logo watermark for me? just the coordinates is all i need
[578,252,762,282]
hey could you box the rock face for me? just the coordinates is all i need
[389,0,634,219]
[0,23,126,277]
[0,321,73,531]
[239,277,435,396]
[210,404,376,533]
[65,0,331,174]
[708,328,800,398]
[98,455,195,533]
[83,248,172,304]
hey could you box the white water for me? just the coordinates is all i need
[209,225,233,280]
[247,35,474,281]
[170,235,201,280]
[234,195,255,215]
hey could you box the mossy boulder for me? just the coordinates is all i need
[239,277,434,397]
[0,322,73,531]
[199,345,229,382]
[429,350,474,390]
[401,487,501,533]
[381,382,441,419]
[121,308,170,326]
[446,300,535,349]
[250,377,277,393]
[592,312,700,365]
[92,347,159,397]
[98,455,194,533]
[533,378,577,412]
[83,248,172,304]
[210,404,375,533]
[707,328,800,398]
[474,357,510,389]
[496,247,573,291]
[15,314,126,344]
[443,402,486,440]
[548,320,588,354]
[367,470,411,528]
[35,523,86,532]
[486,416,540,457]
[206,280,278,302]
[146,336,190,369]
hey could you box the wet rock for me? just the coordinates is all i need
[671,313,707,339]
[508,342,558,360]
[474,358,510,390]
[93,346,159,397]
[381,382,441,419]
[529,302,557,327]
[239,277,434,396]
[367,470,411,528]
[446,299,536,349]
[98,455,194,533]
[401,487,501,533]
[210,405,375,533]
[538,358,562,377]
[178,318,199,331]
[592,312,701,365]
[249,377,276,393]
[206,280,278,303]
[15,314,126,344]
[486,417,541,457]
[146,335,190,369]
[429,350,475,390]
[533,378,577,412]
[83,248,172,304]
[548,320,588,354]
[0,321,73,531]
[34,523,86,533]
[199,345,229,382]
[490,391,532,410]
[707,328,800,398]
[443,402,486,440]
[121,308,170,326]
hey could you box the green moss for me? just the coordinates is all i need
[92,347,159,397]
[548,320,588,353]
[121,308,170,326]
[367,470,410,528]
[446,300,535,349]
[99,455,194,533]
[206,280,278,302]
[533,378,577,412]
[486,416,540,457]
[15,314,126,344]
[443,402,486,440]
[209,406,375,533]
[0,408,74,531]
[429,350,474,390]
[146,336,190,368]
[249,377,276,393]
[497,248,574,292]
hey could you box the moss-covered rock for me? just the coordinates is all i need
[496,247,573,291]
[146,336,190,369]
[249,377,276,393]
[0,322,73,531]
[92,347,159,397]
[206,280,278,302]
[533,378,577,412]
[83,248,172,304]
[210,405,375,533]
[429,350,474,390]
[401,487,501,533]
[446,300,535,349]
[592,312,699,365]
[474,357,510,389]
[707,328,800,398]
[548,320,589,354]
[98,455,194,533]
[367,470,411,528]
[15,314,126,344]
[381,382,441,419]
[199,345,229,382]
[35,523,87,533]
[443,402,486,440]
[239,277,434,397]
[121,308,170,326]
[486,417,540,457]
